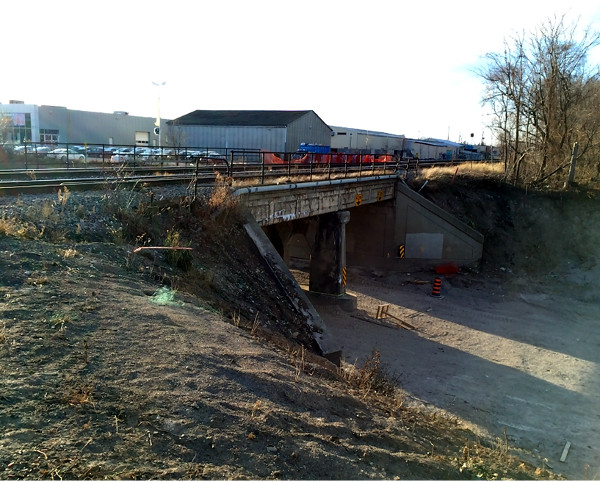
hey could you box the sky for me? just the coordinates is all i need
[2,0,600,144]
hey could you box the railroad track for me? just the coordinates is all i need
[0,158,475,196]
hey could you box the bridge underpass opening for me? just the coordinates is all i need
[263,211,351,297]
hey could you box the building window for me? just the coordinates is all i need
[40,129,59,144]
[1,113,32,143]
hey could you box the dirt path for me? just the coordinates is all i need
[317,271,600,480]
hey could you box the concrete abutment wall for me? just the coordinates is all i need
[345,182,483,271]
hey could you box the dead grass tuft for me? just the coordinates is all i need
[26,274,49,286]
[61,247,78,259]
[0,214,40,239]
[0,214,21,237]
[208,172,239,213]
[62,386,94,406]
[341,350,400,398]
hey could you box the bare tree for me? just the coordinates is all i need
[0,114,12,144]
[480,15,600,188]
[163,120,189,159]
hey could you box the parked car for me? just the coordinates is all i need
[32,146,52,157]
[11,145,52,157]
[134,147,155,161]
[186,150,224,160]
[85,146,106,158]
[48,148,86,162]
[110,147,135,163]
[102,146,119,159]
[12,145,31,155]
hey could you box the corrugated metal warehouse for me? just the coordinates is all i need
[407,138,461,160]
[166,110,332,153]
[330,126,406,154]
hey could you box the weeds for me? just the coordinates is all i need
[414,162,504,184]
[50,311,76,332]
[62,386,94,406]
[61,247,78,258]
[57,186,70,211]
[293,345,306,382]
[250,400,262,418]
[26,273,49,286]
[0,215,20,237]
[340,350,399,398]
[208,172,239,220]
[250,312,260,336]
[164,229,192,270]
[0,214,40,239]
[0,322,6,344]
[41,200,54,219]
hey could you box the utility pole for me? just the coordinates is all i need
[152,81,166,147]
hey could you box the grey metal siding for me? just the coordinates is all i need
[174,125,287,151]
[39,107,156,145]
[286,111,332,151]
[39,106,69,143]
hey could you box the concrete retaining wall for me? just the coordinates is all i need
[346,181,483,271]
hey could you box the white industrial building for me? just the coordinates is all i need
[0,101,158,146]
[330,126,406,154]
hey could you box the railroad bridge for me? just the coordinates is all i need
[234,174,483,294]
[233,174,483,362]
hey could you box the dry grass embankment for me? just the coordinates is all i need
[0,174,565,479]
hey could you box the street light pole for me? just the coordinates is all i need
[152,81,166,147]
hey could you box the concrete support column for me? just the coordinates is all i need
[309,210,350,295]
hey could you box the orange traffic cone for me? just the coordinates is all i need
[431,277,442,297]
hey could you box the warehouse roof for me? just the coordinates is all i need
[168,110,319,127]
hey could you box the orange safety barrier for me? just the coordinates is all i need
[263,152,284,164]
[291,154,309,164]
[263,151,396,165]
[375,154,392,163]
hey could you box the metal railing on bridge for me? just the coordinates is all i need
[1,141,484,183]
